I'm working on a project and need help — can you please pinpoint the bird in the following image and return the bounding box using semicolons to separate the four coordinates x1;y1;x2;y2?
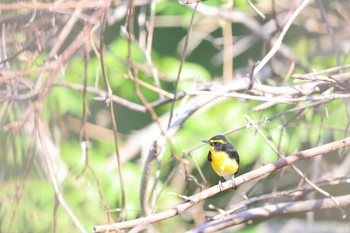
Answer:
202;135;240;189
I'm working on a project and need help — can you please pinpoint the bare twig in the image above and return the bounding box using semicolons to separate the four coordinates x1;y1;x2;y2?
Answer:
80;42;112;223
253;0;311;77
145;0;162;98
246;0;265;19
140;141;161;216
188;194;350;233
294;64;350;76
0;1;109;10
316;0;340;66
124;0;182;217
210;175;350;222
48;7;82;59
183;99;332;157
244;115;347;219
99;8;126;221
37;120;87;233
186;90;350;103
168;2;199;128
2;7;106;133
56;82;147;112
7;132;36;233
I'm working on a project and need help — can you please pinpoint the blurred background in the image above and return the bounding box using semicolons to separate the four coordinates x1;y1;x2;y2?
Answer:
1;0;350;232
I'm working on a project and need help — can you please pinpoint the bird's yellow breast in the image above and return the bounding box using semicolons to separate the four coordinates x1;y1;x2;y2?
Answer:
210;147;239;177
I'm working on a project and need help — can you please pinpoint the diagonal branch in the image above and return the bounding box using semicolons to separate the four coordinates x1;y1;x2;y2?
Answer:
188;193;350;233
244;115;347;218
253;0;311;76
93;136;350;232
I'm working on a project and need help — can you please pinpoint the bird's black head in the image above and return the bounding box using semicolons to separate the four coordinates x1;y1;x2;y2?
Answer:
202;135;232;151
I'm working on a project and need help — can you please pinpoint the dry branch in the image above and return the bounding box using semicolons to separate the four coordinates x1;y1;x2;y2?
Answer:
205;175;350;225
187;193;350;233
93;136;350;232
99;6;125;222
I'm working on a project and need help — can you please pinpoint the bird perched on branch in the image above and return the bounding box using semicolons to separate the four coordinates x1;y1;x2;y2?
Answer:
203;135;240;189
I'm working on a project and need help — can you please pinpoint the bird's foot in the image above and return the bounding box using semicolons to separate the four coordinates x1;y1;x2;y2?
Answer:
218;180;224;192
230;177;237;190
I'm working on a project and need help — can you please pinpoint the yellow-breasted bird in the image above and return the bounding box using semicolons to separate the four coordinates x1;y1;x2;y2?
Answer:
203;135;240;188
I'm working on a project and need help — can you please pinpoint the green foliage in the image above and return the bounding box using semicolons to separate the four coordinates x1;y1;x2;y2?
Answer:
155;56;211;86
1;180;54;232
4;0;350;232
46;87;83;117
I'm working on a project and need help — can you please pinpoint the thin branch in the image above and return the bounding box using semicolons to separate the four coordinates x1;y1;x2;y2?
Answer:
168;2;199;128
37;119;87;233
316;0;340;66
80;41;112;223
99;8;126;221
246;0;265;19
186;90;350;103
140;141;161;216
124;0;182;217
210;175;350;222
2;7;106;133
0;1;109;10
253;0;311;77
56;82;147;112
188;194;350;233
244;115;347;219
48;6;82;59
7;132;36;233
146;0;162;98
183;99;332;157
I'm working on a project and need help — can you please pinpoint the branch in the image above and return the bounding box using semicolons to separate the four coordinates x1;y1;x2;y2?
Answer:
253;0;311;76
168;2;199;128
93;136;350;232
209;175;350;223
99;6;125;221
187;193;350;233
37;120;87;233
0;1;109;10
58;83;147;112
185;90;350;103
244;115;347;218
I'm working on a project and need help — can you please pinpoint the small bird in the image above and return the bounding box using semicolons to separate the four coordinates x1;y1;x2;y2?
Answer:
203;135;240;189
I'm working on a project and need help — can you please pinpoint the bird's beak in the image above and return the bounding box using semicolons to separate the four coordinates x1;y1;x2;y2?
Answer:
202;140;209;144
